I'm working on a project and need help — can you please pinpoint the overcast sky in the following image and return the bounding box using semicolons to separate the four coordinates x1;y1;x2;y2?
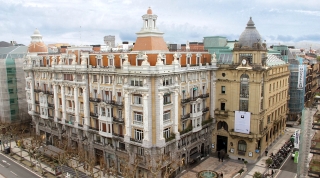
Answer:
1;0;320;48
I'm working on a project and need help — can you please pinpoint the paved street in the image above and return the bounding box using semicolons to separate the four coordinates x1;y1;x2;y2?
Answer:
178;156;243;178
0;153;41;178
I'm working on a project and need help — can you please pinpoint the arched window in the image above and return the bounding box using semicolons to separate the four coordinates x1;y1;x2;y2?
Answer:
238;140;247;152
239;74;249;111
217;121;228;131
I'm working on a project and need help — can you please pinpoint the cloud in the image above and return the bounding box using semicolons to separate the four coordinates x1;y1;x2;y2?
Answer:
0;0;319;46
287;9;320;16
277;35;295;42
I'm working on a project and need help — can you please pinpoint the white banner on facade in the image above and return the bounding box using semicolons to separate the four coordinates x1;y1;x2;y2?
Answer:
234;111;250;134
297;65;304;89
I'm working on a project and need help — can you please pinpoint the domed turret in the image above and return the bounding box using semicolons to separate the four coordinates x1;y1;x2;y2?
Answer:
147;7;152;14
238;17;262;48
28;28;48;53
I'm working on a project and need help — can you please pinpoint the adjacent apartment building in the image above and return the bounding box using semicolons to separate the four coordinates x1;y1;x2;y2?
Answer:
0;45;29;123
24;8;217;177
204;18;290;163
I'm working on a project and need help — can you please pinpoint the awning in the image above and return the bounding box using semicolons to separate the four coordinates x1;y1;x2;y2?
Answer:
189;152;201;162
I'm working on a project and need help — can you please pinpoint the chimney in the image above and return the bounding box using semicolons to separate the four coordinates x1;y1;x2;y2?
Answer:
60;46;67;53
91;45;101;52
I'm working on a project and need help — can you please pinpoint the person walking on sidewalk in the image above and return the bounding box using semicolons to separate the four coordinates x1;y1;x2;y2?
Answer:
220;172;224;178
220;149;225;162
265;148;268;156
217;151;221;162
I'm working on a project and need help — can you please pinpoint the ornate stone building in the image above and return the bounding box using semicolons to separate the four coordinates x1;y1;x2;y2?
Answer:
204;17;289;163
23;8;217;177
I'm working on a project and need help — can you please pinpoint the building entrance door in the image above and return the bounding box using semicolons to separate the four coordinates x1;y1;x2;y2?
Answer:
217;135;228;152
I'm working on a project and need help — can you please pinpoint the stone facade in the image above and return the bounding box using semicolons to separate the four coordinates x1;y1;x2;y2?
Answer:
23;8;217;177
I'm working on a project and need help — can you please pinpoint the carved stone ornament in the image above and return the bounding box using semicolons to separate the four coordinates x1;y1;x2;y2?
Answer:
122;53;130;65
80;55;87;65
172;53;179;64
141;52;150;65
156;53;163;65
211;53;217;64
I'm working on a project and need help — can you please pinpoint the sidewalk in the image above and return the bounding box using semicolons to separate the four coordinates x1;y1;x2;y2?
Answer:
242;127;296;178
5;140;106;178
177;156;244;178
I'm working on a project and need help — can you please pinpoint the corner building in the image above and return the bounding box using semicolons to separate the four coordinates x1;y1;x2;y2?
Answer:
205;18;289;163
23;8;217;177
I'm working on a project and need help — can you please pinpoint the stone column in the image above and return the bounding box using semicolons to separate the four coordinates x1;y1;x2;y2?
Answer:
82;87;90;129
30;73;36;112
159;92;164;140
210;71;216;118
174;90;179;138
124;92;131;142
143;94;149;143
53;84;59;122
61;85;66;123
73;85;79;125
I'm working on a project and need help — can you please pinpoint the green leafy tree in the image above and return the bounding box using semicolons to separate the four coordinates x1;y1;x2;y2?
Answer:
253;172;263;178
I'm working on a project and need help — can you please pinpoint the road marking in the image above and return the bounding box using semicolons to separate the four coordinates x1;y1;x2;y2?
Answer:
2;160;10;165
0;163;4;167
10;171;18;176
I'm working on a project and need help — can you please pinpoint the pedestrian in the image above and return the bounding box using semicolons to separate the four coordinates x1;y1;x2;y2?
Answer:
265;149;268;156
220;149;225;162
220;172;223;178
217;151;221;162
271;169;274;175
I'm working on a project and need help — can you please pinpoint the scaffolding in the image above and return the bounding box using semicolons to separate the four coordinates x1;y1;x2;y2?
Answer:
0;46;28;123
297;108;316;177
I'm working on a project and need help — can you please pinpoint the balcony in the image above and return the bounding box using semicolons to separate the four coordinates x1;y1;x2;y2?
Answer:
113;101;123;107
181;113;190;120
239;93;249;98
113;117;124;124
34;111;40;116
214;109;228;118
48;115;54;119
190;96;200;101
90;112;99;118
48;103;55;108
179;126;192;136
199;93;209;98
130;138;142;144
78;123;83;127
89;97;101;102
165;133;176;142
35;101;40;104
44;90;53;95
181;98;191;104
102;99;114;104
66;107;74;113
112;133;124;138
202;107;209;113
88;126;99;131
34;89;41;93
133;121;143;126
